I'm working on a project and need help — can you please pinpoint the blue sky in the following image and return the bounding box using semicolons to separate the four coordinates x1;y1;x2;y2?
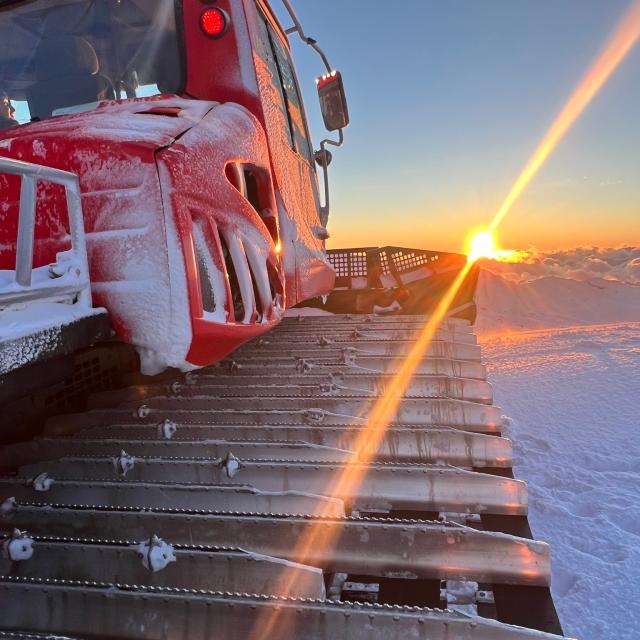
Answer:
278;1;640;252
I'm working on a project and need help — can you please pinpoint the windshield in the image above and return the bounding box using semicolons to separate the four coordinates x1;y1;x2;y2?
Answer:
0;0;182;128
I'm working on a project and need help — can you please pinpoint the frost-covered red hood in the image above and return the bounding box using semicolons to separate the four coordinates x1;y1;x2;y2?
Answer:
0;96;216;166
0;96;289;374
0;97;219;373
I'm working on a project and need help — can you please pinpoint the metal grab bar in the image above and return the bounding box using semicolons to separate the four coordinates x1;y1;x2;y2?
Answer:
281;0;332;73
0;156;92;308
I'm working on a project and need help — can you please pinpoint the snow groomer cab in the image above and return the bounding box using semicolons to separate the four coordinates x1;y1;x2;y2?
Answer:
0;0;349;374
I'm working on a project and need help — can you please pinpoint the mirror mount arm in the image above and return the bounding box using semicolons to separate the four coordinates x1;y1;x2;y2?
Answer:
281;0;332;73
317;129;344;227
280;0;346;227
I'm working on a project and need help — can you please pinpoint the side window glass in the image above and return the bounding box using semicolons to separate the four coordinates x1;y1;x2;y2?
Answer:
253;12;294;147
268;26;314;165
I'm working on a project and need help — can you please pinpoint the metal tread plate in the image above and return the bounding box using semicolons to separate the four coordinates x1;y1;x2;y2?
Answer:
230;340;482;361
8;427;512;468
0;477;346;516
246;326;478;344
0;577;567;639
13;457;526;515
0;438;354;468
0;504;549;585
87;375;494;405
45;396;503;432
0;535;326;598
211;356;487;378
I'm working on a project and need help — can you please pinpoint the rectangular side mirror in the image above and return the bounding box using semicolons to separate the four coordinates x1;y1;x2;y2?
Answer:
317;70;349;131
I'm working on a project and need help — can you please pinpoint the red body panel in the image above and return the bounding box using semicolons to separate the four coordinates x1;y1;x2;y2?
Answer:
181;0;334;305
156;100;285;367
0;0;335;372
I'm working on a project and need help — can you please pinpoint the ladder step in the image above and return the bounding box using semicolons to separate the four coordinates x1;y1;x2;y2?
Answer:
0;631;83;640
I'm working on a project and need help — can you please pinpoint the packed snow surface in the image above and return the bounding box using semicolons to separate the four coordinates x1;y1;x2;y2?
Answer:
476;270;640;334
477;268;640;639
284;307;335;317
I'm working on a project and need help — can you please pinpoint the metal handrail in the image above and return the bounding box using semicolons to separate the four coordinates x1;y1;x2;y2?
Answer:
0;156;92;308
281;0;332;74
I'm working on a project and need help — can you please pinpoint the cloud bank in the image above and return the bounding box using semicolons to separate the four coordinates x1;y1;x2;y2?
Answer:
478;246;640;285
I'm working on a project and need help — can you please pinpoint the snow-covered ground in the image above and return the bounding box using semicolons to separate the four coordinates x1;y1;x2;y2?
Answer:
476;267;640;639
476;270;640;334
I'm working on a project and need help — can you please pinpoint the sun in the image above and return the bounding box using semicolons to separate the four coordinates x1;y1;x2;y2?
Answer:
467;231;497;262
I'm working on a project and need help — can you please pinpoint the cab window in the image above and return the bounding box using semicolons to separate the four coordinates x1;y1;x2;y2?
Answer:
267;28;313;165
252;10;294;148
254;7;314;165
0;0;182;125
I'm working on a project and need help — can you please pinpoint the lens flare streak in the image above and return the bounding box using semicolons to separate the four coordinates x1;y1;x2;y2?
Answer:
489;0;640;232
250;3;640;637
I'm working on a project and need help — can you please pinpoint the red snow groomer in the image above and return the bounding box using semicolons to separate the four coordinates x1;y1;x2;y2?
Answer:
0;0;348;373
0;3;565;638
0;0;478;378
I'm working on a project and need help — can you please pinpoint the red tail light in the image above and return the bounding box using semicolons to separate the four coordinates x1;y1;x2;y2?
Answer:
200;8;229;38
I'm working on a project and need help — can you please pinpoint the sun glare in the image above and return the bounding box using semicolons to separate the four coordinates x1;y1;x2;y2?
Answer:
468;231;496;262
466;230;521;262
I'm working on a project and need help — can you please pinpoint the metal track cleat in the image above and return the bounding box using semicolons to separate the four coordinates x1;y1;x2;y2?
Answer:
135;535;176;572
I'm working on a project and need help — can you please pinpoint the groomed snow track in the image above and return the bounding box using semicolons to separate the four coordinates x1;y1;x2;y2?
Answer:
0;314;566;639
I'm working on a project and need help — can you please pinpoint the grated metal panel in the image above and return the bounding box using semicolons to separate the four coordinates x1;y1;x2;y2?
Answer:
327;247;441;280
327;250;368;278
390;249;439;273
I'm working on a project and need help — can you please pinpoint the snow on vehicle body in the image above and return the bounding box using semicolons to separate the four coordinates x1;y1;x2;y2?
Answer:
0;0;341;372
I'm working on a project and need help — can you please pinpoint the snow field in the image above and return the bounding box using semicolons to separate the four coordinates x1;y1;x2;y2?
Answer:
480;322;640;639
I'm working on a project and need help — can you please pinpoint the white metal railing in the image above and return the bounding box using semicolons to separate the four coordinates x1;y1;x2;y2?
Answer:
0;156;92;309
